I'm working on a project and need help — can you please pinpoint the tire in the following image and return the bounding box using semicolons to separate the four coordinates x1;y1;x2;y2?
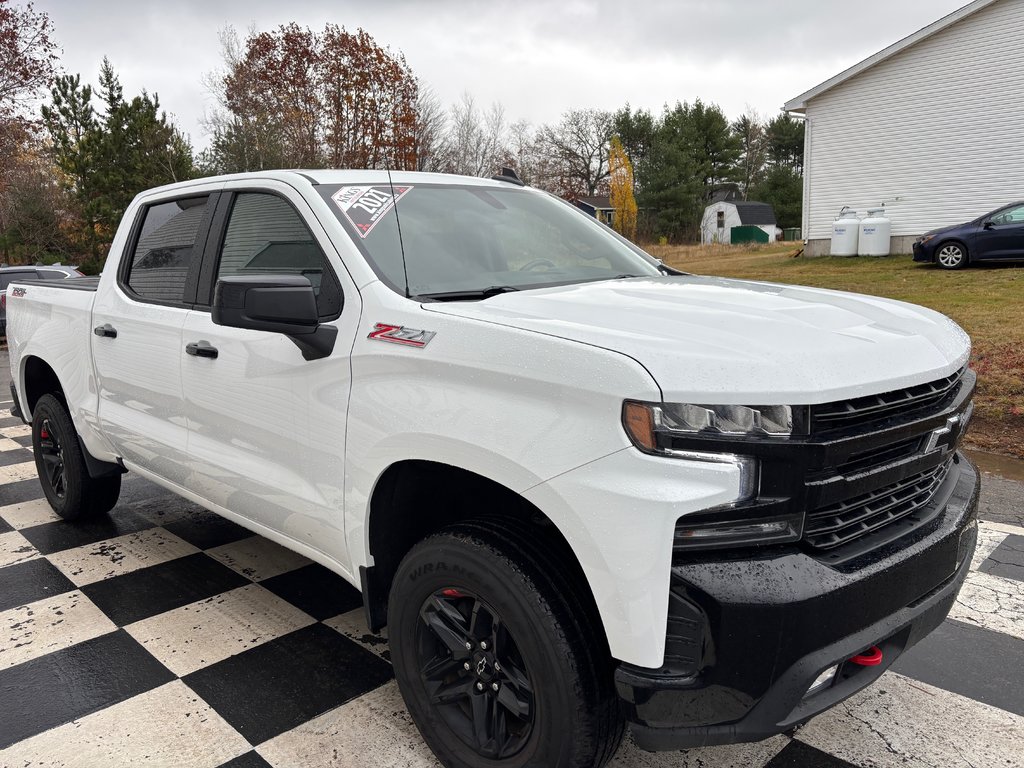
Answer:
388;523;626;768
936;242;968;269
32;393;121;520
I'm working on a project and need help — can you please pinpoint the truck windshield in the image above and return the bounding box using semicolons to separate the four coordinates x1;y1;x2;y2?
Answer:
319;183;661;299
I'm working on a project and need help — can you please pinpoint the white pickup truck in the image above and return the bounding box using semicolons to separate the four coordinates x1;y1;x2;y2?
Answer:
7;170;979;768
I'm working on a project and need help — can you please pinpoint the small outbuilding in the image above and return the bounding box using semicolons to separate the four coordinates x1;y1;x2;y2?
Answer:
700;201;778;245
575;196;615;227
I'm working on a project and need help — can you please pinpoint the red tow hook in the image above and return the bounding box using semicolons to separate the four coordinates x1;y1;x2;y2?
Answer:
849;645;883;666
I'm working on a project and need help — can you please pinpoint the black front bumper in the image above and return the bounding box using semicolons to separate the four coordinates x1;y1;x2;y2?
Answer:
912;241;934;262
615;455;980;751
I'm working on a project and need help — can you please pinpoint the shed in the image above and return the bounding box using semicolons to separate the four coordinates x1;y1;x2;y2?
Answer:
784;0;1024;256
575;196;615;227
700;201;778;245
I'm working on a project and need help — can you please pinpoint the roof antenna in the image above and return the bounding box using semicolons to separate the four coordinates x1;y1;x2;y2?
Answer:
380;118;411;301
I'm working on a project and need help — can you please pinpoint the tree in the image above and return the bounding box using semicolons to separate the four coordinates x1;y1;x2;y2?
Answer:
731;109;768;198
413;83;446;172
748;113;805;230
537;108;614;200
501;119;542;186
0;1;60;260
611;105;654;187
0;151;71;260
437;92;507;177
0;1;58;127
205;23;419;172
608;136;637;240
765;113;805;172
750;165;803;230
636;103;702;242
687;100;742;201
42;60;195;258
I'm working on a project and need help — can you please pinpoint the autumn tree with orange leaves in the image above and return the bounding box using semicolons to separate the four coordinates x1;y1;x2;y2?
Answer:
205;24;418;173
0;0;60;261
608;136;637;240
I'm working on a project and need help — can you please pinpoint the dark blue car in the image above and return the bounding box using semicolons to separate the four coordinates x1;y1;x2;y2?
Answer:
912;201;1024;269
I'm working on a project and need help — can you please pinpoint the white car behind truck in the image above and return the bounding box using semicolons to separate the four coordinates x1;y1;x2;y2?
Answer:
7;170;979;767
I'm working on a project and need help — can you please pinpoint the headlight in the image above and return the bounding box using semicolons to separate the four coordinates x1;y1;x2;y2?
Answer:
623;400;805;548
918;234;936;244
623;401;793;448
622;400;771;502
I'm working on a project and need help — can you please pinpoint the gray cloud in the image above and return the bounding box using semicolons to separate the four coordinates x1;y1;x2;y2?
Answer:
39;0;968;148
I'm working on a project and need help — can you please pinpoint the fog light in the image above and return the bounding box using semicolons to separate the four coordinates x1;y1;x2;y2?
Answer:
805;664;838;698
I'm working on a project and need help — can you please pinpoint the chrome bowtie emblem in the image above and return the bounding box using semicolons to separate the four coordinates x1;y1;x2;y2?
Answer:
924;415;961;453
476;658;488;676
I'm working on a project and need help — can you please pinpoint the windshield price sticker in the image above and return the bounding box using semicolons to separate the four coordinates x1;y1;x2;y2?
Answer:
332;185;412;238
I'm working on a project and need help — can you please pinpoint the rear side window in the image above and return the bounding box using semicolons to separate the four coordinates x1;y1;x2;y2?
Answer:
126;196;210;303
0;271;36;289
215;193;342;320
36;270;70;280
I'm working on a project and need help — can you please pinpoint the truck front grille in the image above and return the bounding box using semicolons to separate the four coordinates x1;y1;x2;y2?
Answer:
803;458;953;551
669;367;974;566
810;367;966;433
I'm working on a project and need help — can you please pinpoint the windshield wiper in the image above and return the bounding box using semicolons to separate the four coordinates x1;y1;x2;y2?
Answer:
413;285;520;302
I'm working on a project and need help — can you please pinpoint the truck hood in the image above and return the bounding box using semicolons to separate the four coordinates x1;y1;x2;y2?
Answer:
421;276;970;403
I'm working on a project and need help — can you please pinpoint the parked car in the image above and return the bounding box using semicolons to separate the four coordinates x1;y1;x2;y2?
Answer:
913;201;1024;268
6;172;978;768
0;265;84;336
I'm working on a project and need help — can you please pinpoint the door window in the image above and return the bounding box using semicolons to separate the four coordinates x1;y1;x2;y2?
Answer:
990;205;1024;225
216;193;342;320
126;196;210;303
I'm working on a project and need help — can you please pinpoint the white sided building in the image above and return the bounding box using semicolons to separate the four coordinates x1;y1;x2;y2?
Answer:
700;201;778;245
784;0;1024;256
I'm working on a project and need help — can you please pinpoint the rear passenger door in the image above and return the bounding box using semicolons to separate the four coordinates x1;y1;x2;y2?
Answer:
181;182;359;568
92;193;217;486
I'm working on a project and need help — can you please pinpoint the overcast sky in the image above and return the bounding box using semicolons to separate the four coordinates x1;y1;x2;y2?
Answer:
38;0;967;148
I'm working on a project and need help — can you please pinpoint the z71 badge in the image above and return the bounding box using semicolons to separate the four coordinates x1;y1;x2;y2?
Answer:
368;323;436;348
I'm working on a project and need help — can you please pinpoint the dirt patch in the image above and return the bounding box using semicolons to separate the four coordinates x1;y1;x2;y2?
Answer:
964;413;1024;460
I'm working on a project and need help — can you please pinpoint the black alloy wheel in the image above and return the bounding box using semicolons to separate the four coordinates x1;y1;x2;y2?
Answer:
416;588;534;759
37;418;66;499
389;523;625;768
32;393;122;520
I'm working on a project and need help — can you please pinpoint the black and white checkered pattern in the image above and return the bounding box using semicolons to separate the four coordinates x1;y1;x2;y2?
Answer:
1;408;1023;767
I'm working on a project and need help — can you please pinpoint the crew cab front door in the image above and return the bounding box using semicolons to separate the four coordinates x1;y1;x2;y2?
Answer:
181;182;359;571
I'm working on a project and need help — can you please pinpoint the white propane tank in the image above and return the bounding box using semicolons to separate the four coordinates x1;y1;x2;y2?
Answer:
831;208;860;256
859;207;891;256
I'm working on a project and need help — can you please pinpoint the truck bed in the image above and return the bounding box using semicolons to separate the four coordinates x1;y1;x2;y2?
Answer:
13;277;100;292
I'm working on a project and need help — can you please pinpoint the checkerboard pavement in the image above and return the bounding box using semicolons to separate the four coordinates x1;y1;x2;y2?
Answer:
1;408;1023;767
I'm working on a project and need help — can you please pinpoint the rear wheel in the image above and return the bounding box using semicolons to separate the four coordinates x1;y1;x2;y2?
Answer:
32;393;121;520
936;242;968;269
388;523;625;768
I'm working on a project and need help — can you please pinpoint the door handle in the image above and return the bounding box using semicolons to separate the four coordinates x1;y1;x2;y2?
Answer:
185;340;218;359
93;324;118;338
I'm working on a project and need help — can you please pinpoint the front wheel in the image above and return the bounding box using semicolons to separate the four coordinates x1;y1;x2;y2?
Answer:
388;524;624;768
32;393;121;520
936;242;968;269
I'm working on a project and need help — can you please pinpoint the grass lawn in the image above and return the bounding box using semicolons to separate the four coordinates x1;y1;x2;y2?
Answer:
647;243;1024;458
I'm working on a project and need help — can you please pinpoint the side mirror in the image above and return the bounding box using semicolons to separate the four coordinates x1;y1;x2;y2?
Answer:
983;220;995;230
213;275;337;360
